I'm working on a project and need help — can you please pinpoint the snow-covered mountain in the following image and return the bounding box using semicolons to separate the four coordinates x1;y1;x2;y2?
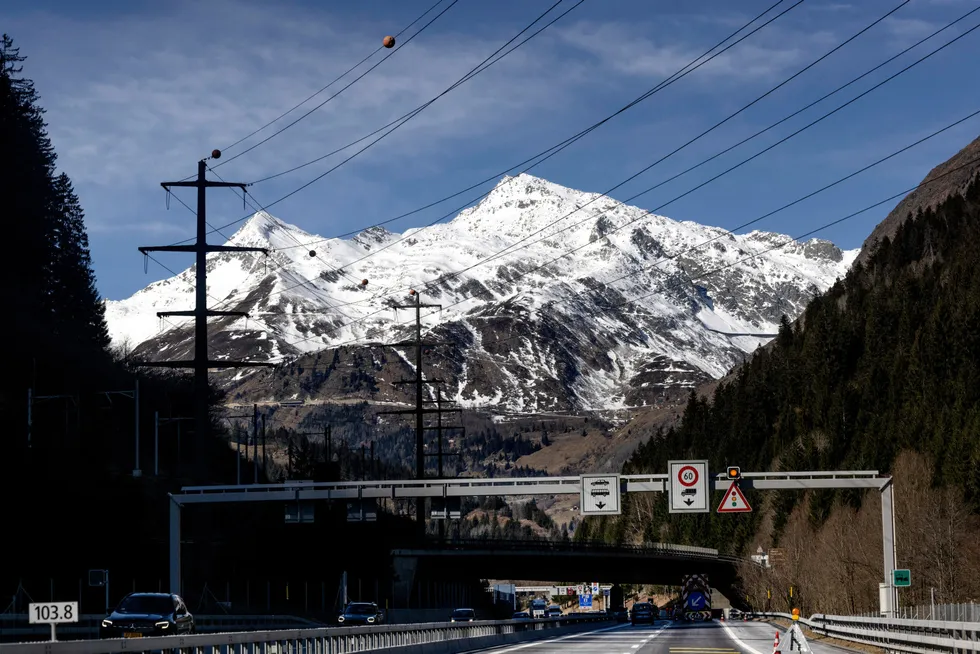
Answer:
106;173;857;411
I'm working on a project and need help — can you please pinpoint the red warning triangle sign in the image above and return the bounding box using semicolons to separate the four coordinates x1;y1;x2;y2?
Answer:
717;481;752;513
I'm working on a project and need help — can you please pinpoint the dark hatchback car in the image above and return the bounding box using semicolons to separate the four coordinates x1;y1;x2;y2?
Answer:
631;602;655;625
337;602;384;626
100;593;194;639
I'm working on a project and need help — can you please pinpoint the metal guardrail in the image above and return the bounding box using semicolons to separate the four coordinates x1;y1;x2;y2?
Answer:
857;604;980;623
418;538;719;557
0;615;321;641
0;614;613;654
755;611;980;653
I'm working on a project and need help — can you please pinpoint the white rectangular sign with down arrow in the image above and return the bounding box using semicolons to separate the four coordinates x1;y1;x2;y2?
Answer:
580;474;621;516
669;460;709;514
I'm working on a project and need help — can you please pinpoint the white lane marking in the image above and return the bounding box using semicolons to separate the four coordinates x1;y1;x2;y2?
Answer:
477;622;630;654
722;621;767;654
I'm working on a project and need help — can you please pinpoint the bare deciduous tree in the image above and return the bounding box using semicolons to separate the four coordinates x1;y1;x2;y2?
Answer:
734;452;979;615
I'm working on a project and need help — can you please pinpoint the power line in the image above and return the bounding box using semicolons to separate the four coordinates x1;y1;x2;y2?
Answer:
492;18;980;288
219;0;446;157
252;0;585;184
358;152;980;358
237;0;803;313
236;153;980;403
140;4;975;364
143;4;976;364
439;18;980;308
608;155;980;311
246;0;580;186
212;0;460;170
255;0;953;340
225;0;980;326
176;0;799;245
593;107;980;295
209;0;585;313
332;0;913;297
275;105;980;355
203;0;587;244
135;167;362;351
207;166;362;316
139;0;596;326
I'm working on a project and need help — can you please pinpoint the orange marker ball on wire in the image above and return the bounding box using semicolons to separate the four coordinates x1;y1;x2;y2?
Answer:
383;35;395;48
211;149;222;159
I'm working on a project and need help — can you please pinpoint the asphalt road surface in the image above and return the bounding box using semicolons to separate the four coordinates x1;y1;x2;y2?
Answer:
723;619;849;654
466;618;854;654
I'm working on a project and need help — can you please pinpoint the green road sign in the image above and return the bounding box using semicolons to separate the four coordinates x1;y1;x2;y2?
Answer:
893;569;911;587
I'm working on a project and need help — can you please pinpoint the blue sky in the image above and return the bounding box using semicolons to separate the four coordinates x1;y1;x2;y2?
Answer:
6;0;980;300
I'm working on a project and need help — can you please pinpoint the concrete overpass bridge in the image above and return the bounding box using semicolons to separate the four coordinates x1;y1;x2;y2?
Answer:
392;539;750;610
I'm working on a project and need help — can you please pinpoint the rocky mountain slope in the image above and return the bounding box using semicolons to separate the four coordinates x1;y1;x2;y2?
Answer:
856;134;980;268
106;173;857;412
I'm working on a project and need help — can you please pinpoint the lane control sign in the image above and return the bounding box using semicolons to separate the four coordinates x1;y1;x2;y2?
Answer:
669;460;709;513
580;474;622;516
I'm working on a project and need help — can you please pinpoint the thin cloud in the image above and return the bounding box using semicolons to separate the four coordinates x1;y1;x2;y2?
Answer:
809;3;856;12
883;16;946;45
89;220;189;237
550;18;835;83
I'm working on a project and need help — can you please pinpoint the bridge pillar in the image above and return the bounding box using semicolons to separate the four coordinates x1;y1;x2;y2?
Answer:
168;494;181;595
392;554;418;608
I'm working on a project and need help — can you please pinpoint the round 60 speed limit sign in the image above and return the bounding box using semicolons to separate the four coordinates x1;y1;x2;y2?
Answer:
678;465;699;487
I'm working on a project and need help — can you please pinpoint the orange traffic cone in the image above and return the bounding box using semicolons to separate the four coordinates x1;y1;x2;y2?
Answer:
772;631;781;654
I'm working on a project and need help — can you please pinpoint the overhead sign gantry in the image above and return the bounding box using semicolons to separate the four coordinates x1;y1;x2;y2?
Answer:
165;467;900;617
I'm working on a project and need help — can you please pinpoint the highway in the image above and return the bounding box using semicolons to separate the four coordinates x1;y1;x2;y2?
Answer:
466;619;851;654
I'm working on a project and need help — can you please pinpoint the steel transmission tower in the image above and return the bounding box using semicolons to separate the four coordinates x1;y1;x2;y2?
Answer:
136;152;274;443
423;387;463;478
378;290;453;533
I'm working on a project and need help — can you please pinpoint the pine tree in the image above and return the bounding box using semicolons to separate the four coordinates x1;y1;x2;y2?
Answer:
1;34;58;355
49;173;110;355
0;34;109;392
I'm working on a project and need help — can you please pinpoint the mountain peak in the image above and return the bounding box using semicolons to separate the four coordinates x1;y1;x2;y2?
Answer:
353;225;394;248
228;211;316;249
451;172;614;239
485;172;584;203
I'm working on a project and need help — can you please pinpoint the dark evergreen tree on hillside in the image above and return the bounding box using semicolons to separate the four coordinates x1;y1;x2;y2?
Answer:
50;173;111;353
1;34;58;353
0;34;110;391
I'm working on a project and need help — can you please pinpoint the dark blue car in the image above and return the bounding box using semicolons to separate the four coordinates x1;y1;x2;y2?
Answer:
337;602;384;626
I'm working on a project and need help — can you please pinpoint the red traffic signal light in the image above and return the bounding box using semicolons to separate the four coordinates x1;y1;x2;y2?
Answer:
727;466;741;480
